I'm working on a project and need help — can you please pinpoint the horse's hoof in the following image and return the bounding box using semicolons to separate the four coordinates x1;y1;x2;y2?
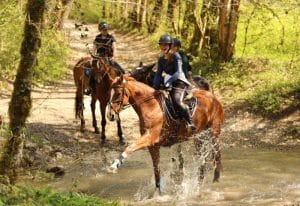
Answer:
100;139;107;146
107;167;117;174
119;140;126;146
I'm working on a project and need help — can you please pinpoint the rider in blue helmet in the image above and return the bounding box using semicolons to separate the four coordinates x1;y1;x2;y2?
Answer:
153;34;196;131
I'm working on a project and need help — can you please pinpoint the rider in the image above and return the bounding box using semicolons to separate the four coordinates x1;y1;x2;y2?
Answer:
152;34;196;131
85;22;125;95
172;38;193;81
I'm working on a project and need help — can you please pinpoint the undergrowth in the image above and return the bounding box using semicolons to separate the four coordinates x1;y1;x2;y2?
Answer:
0;187;119;206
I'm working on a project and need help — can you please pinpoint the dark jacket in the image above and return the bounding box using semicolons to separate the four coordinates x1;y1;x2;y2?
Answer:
93;34;116;57
153;52;190;90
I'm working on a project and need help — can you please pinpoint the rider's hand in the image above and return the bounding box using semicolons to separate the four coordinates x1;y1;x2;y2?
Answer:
165;82;172;91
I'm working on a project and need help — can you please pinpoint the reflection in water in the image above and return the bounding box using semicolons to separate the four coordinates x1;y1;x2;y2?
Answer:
38;143;300;206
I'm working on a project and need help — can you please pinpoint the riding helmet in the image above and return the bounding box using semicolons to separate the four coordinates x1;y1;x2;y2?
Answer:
98;22;109;31
158;34;172;44
172;38;181;48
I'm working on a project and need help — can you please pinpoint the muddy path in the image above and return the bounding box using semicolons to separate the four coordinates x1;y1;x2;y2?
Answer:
0;20;299;205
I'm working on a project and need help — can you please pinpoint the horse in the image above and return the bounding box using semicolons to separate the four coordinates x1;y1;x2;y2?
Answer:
130;62;215;175
73;56;125;145
107;75;224;194
73;56;92;132
89;57;126;145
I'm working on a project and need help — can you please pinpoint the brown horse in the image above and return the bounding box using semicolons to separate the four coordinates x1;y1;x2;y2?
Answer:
90;57;125;145
73;56;92;132
107;75;224;194
73;56;125;144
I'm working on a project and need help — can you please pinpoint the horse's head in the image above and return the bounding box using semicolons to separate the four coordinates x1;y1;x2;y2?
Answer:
107;75;129;121
130;62;156;86
91;58;108;84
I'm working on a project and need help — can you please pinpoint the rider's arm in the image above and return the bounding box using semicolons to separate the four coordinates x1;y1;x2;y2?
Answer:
166;53;183;84
152;58;164;90
111;35;117;58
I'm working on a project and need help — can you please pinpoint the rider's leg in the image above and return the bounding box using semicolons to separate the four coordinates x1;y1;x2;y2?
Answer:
110;60;125;74
171;81;196;131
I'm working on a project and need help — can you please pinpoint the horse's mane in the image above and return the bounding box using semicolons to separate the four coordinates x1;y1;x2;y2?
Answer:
123;74;155;92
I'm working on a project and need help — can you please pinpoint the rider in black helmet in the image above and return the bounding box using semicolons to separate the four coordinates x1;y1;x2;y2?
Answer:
85;22;125;95
153;34;196;131
93;22;124;73
172;38;192;81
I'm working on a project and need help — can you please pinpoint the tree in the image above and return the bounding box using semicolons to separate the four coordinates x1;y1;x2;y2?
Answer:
147;0;163;33
58;0;75;29
218;0;241;61
0;0;46;184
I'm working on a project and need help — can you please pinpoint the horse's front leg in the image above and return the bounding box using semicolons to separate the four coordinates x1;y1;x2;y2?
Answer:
108;133;153;173
149;145;162;195
116;114;125;145
100;101;107;144
91;97;100;134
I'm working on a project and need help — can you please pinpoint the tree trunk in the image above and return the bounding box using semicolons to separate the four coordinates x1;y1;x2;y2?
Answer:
0;0;45;184
199;0;219;60
58;0;75;30
147;0;163;33
218;0;241;61
167;0;178;35
187;0;201;55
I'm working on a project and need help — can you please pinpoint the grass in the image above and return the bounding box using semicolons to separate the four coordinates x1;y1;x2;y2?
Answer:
0;187;119;206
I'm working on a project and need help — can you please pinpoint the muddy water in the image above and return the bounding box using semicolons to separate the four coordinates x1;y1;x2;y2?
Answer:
37;141;300;206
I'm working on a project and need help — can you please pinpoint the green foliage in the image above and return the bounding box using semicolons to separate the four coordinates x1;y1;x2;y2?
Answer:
34;30;70;84
70;0;102;23
0;187;120;206
0;1;23;79
0;1;70;85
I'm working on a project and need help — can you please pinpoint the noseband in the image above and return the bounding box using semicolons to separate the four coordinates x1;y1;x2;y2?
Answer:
109;82;127;114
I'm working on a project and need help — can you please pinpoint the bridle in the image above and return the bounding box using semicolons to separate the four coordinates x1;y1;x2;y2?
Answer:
109;81;127;114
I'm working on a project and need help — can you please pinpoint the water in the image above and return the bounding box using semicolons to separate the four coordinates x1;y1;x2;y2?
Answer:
31;143;300;205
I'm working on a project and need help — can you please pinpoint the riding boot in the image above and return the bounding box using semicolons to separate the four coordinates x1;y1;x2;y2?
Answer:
182;106;196;131
84;77;94;95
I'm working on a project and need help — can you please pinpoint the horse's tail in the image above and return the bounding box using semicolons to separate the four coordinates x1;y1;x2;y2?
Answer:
75;81;84;119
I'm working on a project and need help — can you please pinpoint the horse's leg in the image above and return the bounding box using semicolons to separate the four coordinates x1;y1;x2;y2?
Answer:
212;121;222;182
148;146;162;194
177;144;184;170
116;114;125;145
75;80;85;133
108;133;153;172
100;100;107;144
91;97;100;134
193;137;206;184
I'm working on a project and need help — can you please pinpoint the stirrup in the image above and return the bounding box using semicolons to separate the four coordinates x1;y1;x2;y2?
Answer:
84;88;91;95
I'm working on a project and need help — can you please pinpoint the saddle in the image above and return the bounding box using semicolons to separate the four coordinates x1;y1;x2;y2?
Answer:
161;90;197;123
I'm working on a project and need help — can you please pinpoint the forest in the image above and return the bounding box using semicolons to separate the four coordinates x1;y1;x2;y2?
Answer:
0;0;299;205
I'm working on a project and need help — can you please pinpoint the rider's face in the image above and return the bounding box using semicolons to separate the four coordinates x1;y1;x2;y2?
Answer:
159;43;170;54
101;29;108;35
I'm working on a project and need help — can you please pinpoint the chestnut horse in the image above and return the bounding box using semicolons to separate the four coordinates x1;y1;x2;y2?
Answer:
73;56;125;144
107;75;224;193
